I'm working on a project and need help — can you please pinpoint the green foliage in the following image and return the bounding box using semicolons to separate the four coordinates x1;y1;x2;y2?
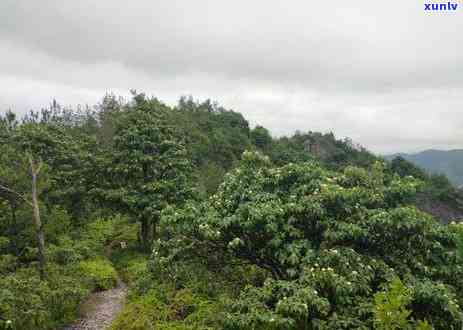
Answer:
111;286;222;330
98;93;194;249
156;152;463;329
43;207;72;243
268;131;377;170
267;136;313;166
410;280;461;329
80;216;136;255
173;97;254;194
374;286;433;329
0;254;17;274
0;237;10;251
47;236;84;265
388;150;463;188
427;173;461;203
175;97;252;170
388;157;463;222
46;216;135;265
111;248;150;285
390;157;427;181
2;94;463;330
415;321;434;330
0;215;129;329
0;265;91;330
111;247;252;329
374;277;432;330
251;126;272;151
78;257;118;290
451;222;463;261
197;161;227;195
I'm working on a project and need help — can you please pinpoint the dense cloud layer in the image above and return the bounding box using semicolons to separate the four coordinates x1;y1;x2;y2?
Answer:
1;0;462;153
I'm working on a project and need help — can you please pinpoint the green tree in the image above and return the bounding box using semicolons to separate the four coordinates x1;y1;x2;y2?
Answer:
0;123;52;278
390;156;427;181
156;151;463;329
0;109;94;278
251;125;272;151
100;93;193;250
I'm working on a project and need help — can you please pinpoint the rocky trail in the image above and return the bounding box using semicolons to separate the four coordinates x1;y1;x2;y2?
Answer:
63;279;127;330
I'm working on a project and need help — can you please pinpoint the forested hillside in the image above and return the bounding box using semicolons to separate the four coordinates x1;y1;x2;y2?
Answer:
386;150;463;188
1;93;463;330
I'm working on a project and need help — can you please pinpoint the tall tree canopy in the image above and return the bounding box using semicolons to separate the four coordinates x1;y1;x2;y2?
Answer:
97;93;193;249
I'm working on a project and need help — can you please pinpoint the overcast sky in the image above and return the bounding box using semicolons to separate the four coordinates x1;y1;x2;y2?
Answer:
1;0;462;154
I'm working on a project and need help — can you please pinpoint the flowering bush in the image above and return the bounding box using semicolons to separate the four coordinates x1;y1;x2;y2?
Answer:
155;152;463;329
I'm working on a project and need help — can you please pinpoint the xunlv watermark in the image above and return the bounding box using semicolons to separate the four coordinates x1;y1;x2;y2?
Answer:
424;1;459;11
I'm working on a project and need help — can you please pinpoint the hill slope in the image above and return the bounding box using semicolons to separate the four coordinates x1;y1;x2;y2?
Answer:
387;149;463;187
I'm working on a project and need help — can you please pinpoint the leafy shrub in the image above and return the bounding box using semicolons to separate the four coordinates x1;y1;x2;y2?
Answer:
410;280;461;329
0;214;135;330
111;286;221;330
110;288;167;330
374;278;433;330
48;215;136;266
451;222;463;261
0;254;17;274
0;237;9;251
374;278;413;329
155;152;463;329
78;258;118;290
19;246;38;263
77;216;136;256
43;207;72;244
0;264;90;330
111;254;226;330
47;236;84;265
111;248;150;285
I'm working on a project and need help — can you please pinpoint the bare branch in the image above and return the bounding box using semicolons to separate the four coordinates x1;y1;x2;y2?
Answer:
36;160;43;174
28;155;43;175
28;155;35;173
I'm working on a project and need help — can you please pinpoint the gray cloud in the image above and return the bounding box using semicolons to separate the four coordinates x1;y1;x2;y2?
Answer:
0;0;462;153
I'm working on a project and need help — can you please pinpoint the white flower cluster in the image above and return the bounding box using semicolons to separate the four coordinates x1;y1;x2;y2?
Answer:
228;237;244;249
320;267;334;272
198;223;221;238
199;223;210;231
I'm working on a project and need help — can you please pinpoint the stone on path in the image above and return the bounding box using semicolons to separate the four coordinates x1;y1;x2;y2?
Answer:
64;280;127;330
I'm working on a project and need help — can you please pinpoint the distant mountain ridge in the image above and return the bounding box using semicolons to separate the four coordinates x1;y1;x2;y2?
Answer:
386;149;463;188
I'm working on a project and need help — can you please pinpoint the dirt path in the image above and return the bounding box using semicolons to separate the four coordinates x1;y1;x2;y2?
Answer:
64;280;127;330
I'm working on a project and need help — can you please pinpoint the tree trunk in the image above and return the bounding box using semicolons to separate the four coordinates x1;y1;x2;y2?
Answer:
10;206;18;256
140;218;152;252
30;158;46;280
152;217;158;241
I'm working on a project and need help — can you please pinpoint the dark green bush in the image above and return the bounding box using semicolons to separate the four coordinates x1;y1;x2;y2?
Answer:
0;254;17;274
